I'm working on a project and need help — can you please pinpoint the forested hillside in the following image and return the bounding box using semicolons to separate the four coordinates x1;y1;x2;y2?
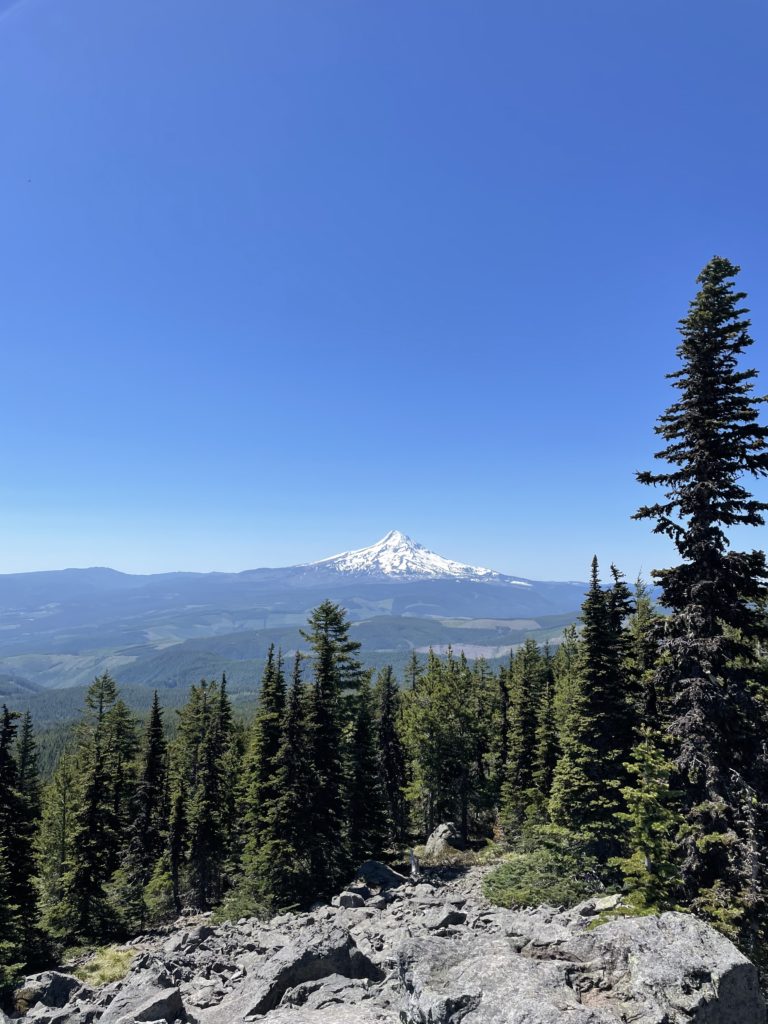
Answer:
2;256;768;994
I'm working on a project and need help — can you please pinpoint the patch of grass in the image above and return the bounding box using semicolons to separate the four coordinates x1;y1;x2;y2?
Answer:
73;946;135;986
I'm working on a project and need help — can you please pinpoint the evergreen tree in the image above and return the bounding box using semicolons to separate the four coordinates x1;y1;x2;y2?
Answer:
37;754;77;935
628;579;662;723
0;707;24;983
499;641;546;840
611;727;683;912
112;693;168;931
374;665;408;846
635;256;768;948
345;673;388;865
245;653;315;912
172;678;238;909
12;710;41;963
242;646;286;858
46;674;137;941
302;601;362;895
402;648;477;839
405;650;423;690
530;644;558;819
16;711;41;814
549;560;635;859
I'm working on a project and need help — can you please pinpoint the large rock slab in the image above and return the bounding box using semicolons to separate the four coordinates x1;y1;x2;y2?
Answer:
97;968;183;1024
354;859;409;890
12;867;765;1024
398;910;766;1024
198;921;383;1024
14;973;90;1015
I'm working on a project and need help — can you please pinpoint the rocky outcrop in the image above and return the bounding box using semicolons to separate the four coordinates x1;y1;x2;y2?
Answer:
11;864;766;1024
424;822;465;859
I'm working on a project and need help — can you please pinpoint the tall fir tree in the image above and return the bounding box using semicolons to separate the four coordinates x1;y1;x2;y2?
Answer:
302;601;362;895
405;650;423;691
345;672;388;865
12;710;41;963
549;560;635;859
242;647;286;862
48;674;137;941
530;644;558;821
499;641;546;840
37;754;77;935
374;665;408;847
402;648;478;839
113;692;169;931
244;652;315;912
172;678;238;910
635;256;768;950
0;707;24;982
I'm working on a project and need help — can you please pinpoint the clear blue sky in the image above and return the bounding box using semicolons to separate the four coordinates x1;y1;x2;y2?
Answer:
2;0;767;579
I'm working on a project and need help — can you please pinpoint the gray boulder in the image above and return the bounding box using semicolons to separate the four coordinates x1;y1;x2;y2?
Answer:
98;968;183;1024
424;822;465;860
354;859;408;890
398;910;767;1024
198;921;383;1023
335;891;366;909
14;973;90;1015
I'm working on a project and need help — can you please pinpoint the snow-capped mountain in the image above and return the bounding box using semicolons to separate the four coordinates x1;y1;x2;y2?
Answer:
307;530;530;584
0;535;589;691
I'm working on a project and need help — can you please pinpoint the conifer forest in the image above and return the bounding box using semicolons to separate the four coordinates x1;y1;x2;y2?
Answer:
3;256;768;990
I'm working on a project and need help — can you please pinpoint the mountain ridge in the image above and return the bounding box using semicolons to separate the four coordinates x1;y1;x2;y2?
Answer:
0;533;587;693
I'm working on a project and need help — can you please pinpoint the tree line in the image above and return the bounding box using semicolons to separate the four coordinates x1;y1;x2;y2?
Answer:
2;255;768;986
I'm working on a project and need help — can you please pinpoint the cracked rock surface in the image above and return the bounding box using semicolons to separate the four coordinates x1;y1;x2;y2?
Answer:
11;864;766;1023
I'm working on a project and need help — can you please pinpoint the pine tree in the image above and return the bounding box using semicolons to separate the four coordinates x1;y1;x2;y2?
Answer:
374;665;408;846
12;710;41;963
611;727;683;913
46;674;137;941
549;560;635;859
0;707;24;983
242;647;286;858
628;579;662;723
634;256;768;949
113;693;168;931
16;711;41;814
530;644;558;820
345;673;388;865
173;678;238;909
302;601;362;895
499;641;546;840
246;653;315;912
37;754;77;935
402;648;478;839
405;650;423;690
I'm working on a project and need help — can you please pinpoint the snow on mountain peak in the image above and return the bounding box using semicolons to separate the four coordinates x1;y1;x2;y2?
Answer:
309;530;510;581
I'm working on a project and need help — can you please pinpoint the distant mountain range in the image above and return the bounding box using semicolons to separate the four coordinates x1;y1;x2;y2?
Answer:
0;532;586;701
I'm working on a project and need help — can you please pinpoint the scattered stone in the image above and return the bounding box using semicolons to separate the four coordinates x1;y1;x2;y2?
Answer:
335;891;365;909
12;867;765;1024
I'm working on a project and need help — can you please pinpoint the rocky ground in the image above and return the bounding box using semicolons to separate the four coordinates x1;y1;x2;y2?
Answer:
8;860;767;1024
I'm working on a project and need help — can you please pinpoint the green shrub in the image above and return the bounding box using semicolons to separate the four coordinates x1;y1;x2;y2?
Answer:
483;826;601;909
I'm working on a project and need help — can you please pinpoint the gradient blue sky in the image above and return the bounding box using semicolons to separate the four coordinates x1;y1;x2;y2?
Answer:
2;0;767;579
